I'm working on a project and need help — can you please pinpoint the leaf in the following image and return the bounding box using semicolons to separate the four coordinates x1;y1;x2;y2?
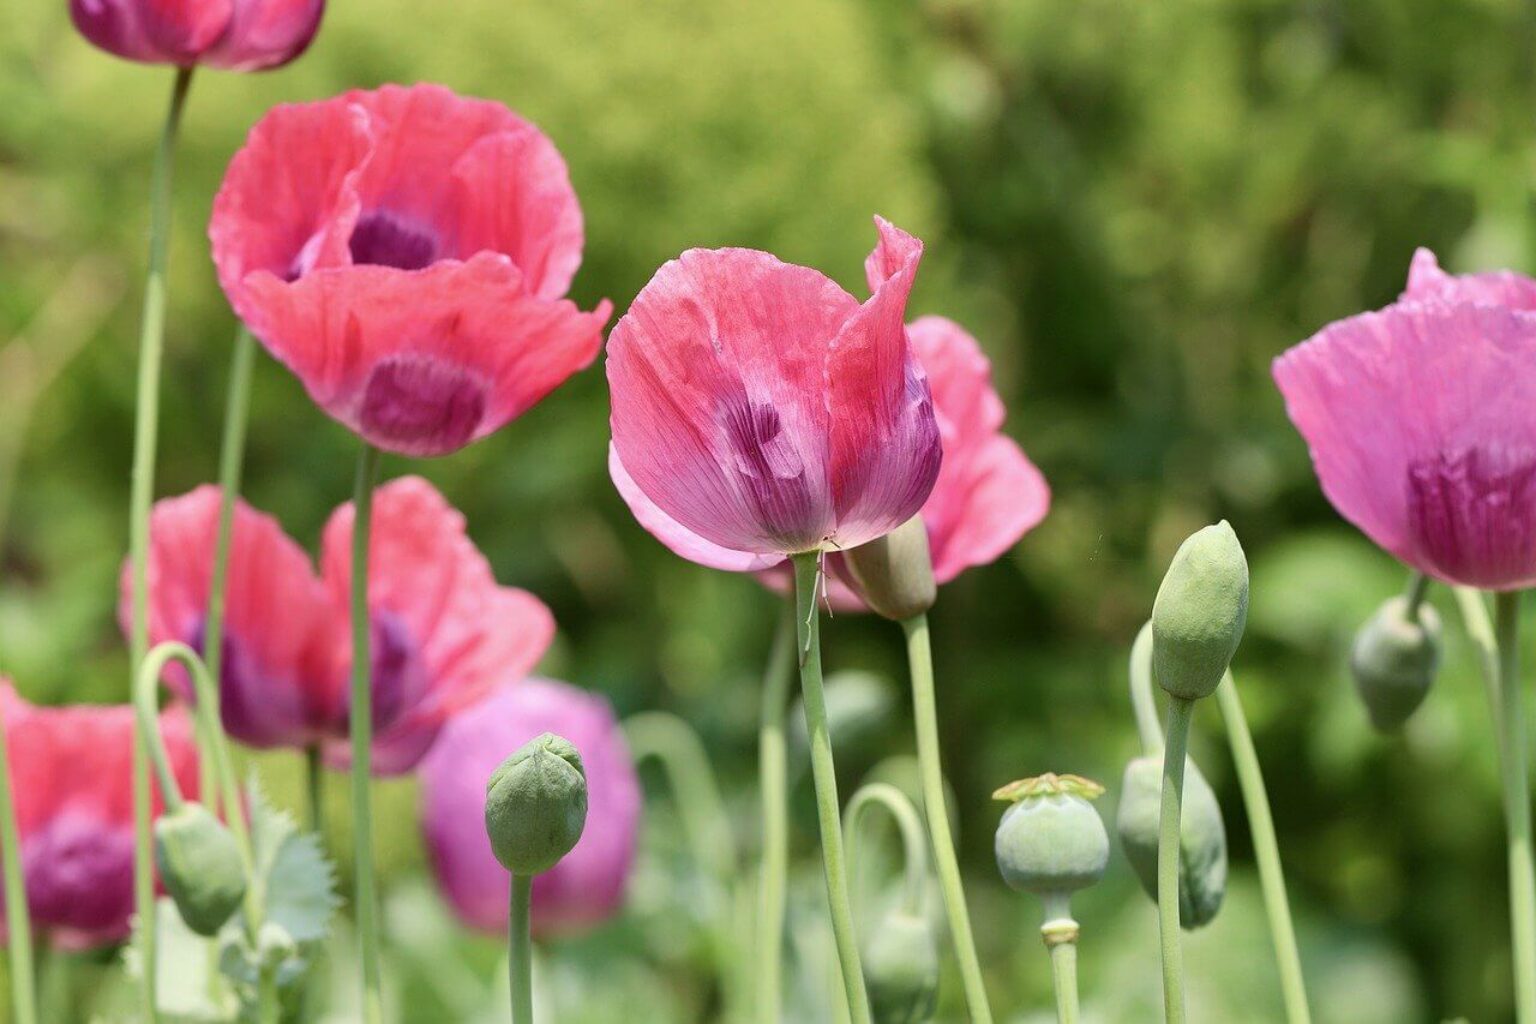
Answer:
246;773;340;947
122;897;239;1023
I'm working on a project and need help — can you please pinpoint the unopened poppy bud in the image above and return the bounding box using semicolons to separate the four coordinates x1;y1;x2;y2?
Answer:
153;803;247;937
863;911;939;1024
1351;596;1442;731
844;517;937;621
1152;521;1249;700
485;732;588;876
1116;756;1227;928
993;774;1109;896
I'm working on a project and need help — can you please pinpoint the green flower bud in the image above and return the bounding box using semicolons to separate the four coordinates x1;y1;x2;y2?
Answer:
863;911;939;1024
1115;755;1227;929
993;774;1109;896
1152;521;1249;700
1350;596;1442;731
485;732;589;876
153;802;247;937
844;517;937;621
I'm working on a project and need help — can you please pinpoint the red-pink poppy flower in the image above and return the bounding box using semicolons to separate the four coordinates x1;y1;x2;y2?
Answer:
319;476;556;773
124;486;340;750
70;0;323;71
418;678;639;936
0;681;198;950
210;83;611;457
1275;248;1536;589
608;217;942;567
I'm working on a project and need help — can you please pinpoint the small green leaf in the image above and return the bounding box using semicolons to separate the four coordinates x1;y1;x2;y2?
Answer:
247;774;340;946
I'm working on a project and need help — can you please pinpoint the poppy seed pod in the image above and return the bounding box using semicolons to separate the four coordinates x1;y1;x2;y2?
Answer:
153;802;247;937
1116;756;1227;929
863;911;940;1024
844;517;938;621
1152;522;1249;701
1351;596;1442;731
485;732;588;876
993;774;1109;897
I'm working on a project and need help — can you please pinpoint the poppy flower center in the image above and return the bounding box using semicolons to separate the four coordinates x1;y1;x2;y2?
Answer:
719;395;819;549
348;210;440;271
1406;445;1536;586
359;355;489;456
22;815;134;932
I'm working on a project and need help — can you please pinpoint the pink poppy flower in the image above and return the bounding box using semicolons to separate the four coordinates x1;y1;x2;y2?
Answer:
418;677;639;936
124;486;340;750
1275;248;1536;589
70;0;324;71
210;83;611;457
608;217;942;568
319;476;556;774
0;681;198;949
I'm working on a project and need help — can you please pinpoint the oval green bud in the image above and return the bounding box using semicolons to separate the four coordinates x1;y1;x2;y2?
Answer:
1152;521;1249;700
153;802;247;937
844;517;937;621
993;774;1109;896
1115;755;1227;928
862;910;939;1024
485;732;589;876
1350;596;1441;731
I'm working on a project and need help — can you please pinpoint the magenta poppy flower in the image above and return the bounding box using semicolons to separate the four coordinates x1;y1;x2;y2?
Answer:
607;217;942;567
0;681;198;949
418;677;639;936
319;476;556;773
70;0;324;71
209;83;611;457
1275;248;1536;589
124;486;340;750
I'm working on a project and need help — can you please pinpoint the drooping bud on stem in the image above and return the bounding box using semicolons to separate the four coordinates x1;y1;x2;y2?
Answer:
485;732;589;877
993;773;1109;899
1152;521;1249;701
863;910;940;1024
1350;595;1441;731
153;802;247;937
1117;755;1227;928
844;517;937;621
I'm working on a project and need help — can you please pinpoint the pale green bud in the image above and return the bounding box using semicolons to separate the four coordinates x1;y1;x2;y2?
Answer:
993;774;1109;896
1351;596;1441;731
154;802;247;937
1152;521;1249;700
844;517;937;621
485;732;588;876
863;911;939;1024
1116;755;1227;928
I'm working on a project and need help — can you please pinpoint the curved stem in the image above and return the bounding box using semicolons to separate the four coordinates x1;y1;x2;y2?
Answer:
509;874;534;1023
1215;674;1311;1024
1040;893;1080;1024
791;552;871;1024
1157;695;1193;1024
348;443;384;1024
128;66;194;1024
1495;592;1536;1022
843;782;928;916
0;697;36;1024
623;711;737;885
901;612;994;1024
755;597;795;1024
1129;620;1163;756
201;326;257;818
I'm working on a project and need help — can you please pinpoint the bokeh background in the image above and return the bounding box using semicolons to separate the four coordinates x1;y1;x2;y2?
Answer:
4;0;1535;1020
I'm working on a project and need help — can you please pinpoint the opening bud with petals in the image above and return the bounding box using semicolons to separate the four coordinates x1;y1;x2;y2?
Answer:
485;732;589;877
1152;521;1250;701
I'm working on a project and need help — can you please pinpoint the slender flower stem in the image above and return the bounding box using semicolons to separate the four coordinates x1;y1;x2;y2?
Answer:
1157;695;1193;1024
509;874;534;1023
1404;572;1431;621
1453;588;1506;762
348;443;384;1024
201;326;257;818
1495;591;1536;1022
128;67;194;1024
791;552;871;1024
1128;621;1163;756
1214;674;1311;1024
1040;892;1080;1024
843;782;929;916
901;612;995;1024
757;597;796;1024
0;694;36;1024
305;745;325;837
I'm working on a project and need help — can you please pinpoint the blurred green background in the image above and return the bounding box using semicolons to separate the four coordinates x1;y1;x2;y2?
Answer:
4;0;1536;1020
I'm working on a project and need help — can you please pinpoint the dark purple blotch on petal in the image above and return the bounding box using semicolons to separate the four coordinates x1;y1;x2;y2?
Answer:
359;356;488;456
718;394;819;550
349;211;439;271
22;815;135;934
1407;445;1536;588
368;610;428;733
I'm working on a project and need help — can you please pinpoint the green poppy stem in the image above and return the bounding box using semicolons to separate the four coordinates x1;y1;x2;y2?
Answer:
843;782;929;917
756;597;796;1024
1128;621;1164;755
1495;591;1536;1022
900;612;995;1024
791;552;871;1024
348;443;384;1024
509;874;534;1023
305;745;325;837
1157;695;1193;1024
1040;893;1080;1024
0;694;36;1024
